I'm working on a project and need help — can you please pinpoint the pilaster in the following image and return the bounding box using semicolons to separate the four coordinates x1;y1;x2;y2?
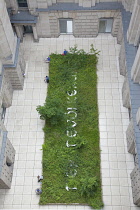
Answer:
127;0;140;46
131;46;140;83
126;120;136;154
122;77;130;108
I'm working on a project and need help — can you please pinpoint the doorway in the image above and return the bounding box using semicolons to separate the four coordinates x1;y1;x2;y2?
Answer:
23;25;33;34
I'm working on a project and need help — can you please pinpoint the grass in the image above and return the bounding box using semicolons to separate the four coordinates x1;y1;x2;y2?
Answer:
37;46;103;209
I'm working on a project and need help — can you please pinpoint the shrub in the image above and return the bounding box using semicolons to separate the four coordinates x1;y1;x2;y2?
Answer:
36;91;66;125
79;176;98;198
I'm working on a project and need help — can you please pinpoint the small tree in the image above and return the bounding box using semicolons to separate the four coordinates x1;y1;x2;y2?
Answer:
36;92;66;125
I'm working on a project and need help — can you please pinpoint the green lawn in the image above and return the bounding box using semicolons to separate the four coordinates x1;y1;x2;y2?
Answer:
37;46;103;209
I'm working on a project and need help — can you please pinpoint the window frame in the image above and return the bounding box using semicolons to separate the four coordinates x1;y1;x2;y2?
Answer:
98;18;113;33
59;18;73;35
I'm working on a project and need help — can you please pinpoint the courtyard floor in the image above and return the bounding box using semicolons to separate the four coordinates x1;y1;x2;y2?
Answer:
0;34;139;210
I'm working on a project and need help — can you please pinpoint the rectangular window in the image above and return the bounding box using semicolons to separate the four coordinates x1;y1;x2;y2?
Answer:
99;19;113;33
17;0;28;7
59;19;73;34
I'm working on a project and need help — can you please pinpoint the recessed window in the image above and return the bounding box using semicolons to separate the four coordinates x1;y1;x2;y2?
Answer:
59;19;73;34
17;0;28;7
99;19;113;33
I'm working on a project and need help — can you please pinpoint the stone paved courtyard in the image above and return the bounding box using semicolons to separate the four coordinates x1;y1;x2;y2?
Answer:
0;34;139;210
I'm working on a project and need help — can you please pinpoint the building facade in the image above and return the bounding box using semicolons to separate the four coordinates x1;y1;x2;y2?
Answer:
1;0;140;206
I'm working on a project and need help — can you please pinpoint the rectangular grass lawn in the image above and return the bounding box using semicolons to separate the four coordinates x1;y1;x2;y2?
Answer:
38;47;103;209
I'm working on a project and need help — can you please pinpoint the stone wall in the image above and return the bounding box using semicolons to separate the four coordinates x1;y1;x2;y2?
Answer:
127;0;140;46
122;0;135;12
0;129;15;189
126;120;136;154
136;108;140;126
74;11;98;37
131;165;140;206
131;45;140;83
36;10;121;38
1;71;13;108
117;15;123;44
5;0;18;13
122;77;130;108
0;0;16;63
119;41;127;76
4;65;24;90
36;13;51;38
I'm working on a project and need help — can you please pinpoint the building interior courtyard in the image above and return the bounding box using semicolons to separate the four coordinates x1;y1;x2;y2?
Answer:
0;34;137;210
1;0;140;209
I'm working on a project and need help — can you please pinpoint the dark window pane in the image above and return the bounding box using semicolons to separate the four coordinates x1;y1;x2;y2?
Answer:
17;0;28;7
60;19;67;33
99;20;106;33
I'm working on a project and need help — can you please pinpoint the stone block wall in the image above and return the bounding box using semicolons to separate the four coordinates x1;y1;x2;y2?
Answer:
122;0;135;12
122;77;130;108
0;1;16;63
5;0;18;13
131;45;140;83
127;0;140;46
111;12;121;37
117;16;123;44
136;108;140;126
4;64;24;90
36;10;121;38
119;41;127;76
126;120;136;154
36;13;51;38
74;11;98;37
0;130;15;189
131;165;140;206
1;71;13;108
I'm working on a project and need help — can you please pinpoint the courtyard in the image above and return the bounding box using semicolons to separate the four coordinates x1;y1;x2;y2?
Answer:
0;34;138;210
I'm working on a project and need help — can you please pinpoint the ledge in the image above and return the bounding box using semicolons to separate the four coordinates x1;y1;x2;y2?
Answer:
36;2;122;12
10;10;37;24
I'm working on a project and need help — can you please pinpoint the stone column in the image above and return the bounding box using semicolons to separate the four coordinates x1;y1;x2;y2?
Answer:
32;26;39;42
127;0;140;46
122;77;130;109
131;46;140;83
131;166;140;206
119;41;127;76
126;120;136;154
15;25;24;41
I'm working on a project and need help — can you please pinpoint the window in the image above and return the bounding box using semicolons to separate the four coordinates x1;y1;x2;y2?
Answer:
17;0;28;7
59;19;73;34
99;19;113;33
